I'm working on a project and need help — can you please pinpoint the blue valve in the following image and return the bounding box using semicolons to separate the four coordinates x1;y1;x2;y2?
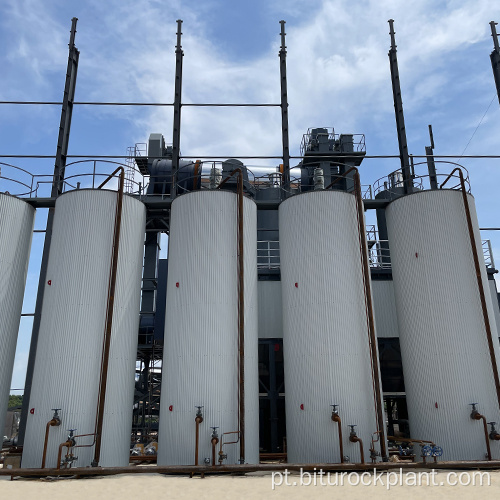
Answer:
432;446;443;457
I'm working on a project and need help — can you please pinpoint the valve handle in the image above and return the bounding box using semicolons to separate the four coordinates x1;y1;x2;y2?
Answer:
431;446;443;457
421;445;432;457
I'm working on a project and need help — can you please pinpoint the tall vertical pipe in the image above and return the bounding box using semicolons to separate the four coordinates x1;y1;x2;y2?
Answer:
93;168;125;465
171;19;183;199
279;20;290;194
387;19;412;195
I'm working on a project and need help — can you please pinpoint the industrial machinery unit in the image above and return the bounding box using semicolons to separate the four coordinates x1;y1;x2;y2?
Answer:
22;190;146;468
2;17;500;473
0;195;34;443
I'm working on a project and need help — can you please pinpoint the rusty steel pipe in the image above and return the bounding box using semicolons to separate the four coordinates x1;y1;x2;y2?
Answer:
218;170;245;464
93;167;125;465
195;414;203;466
56;440;72;470
41;417;60;468
349;434;365;465
471;413;492;461
218;431;240;465
331;412;344;464
441;169;500;411
353;171;388;461
211;436;219;466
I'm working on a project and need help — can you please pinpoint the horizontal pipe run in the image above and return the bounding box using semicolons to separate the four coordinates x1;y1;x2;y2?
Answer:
4;461;500;478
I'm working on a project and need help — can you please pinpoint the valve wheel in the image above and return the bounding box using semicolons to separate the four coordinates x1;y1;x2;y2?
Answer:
421;445;432;457
432;446;443;457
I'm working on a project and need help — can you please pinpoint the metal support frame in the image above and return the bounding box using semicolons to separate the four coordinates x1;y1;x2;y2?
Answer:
171;19;183;199
18;18;80;446
490;21;500;106
388;20;412;195
279;20;290;193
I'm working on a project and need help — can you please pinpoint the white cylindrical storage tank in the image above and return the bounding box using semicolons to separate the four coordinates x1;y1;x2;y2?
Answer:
158;190;259;465
0;194;34;442
280;191;383;463
22;189;146;468
386;189;500;461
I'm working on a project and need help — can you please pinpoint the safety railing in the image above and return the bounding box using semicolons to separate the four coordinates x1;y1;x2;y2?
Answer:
368;240;392;269
257;240;280;270
299;128;366;156
483;239;495;269
372;162;471;198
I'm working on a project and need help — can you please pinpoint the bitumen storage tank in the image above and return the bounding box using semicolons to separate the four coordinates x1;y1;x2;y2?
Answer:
158;190;259;465
0;194;34;443
385;188;500;460
279;190;385;463
22;189;146;468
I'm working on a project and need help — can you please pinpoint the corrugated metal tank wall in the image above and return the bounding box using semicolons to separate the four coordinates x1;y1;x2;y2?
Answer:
279;191;383;463
22;190;146;468
386;189;500;460
0;195;34;441
158;190;259;465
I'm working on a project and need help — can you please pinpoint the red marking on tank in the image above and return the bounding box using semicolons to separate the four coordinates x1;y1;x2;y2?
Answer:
295;282;298;288
30;408;35;415
169;405;173;412
300;404;304;410
47;280;52;285
176;282;179;288
435;402;438;408
415;253;418;258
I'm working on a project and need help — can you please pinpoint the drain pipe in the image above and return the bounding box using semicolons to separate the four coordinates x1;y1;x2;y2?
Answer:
218;431;240;465
210;427;219;466
93;167;125;466
56;430;77;470
194;406;204;466
470;403;493;460
217;169;245;464
41;408;61;468
330;405;344;463
349;425;365;464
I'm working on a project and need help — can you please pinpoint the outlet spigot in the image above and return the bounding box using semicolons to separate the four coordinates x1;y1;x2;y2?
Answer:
469;403;481;420
348;425;357;438
211;427;219;440
195;405;204;423
331;404;341;423
488;422;500;441
51;408;61;426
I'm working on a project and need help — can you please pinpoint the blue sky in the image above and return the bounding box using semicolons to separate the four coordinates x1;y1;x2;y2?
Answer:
2;0;500;394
